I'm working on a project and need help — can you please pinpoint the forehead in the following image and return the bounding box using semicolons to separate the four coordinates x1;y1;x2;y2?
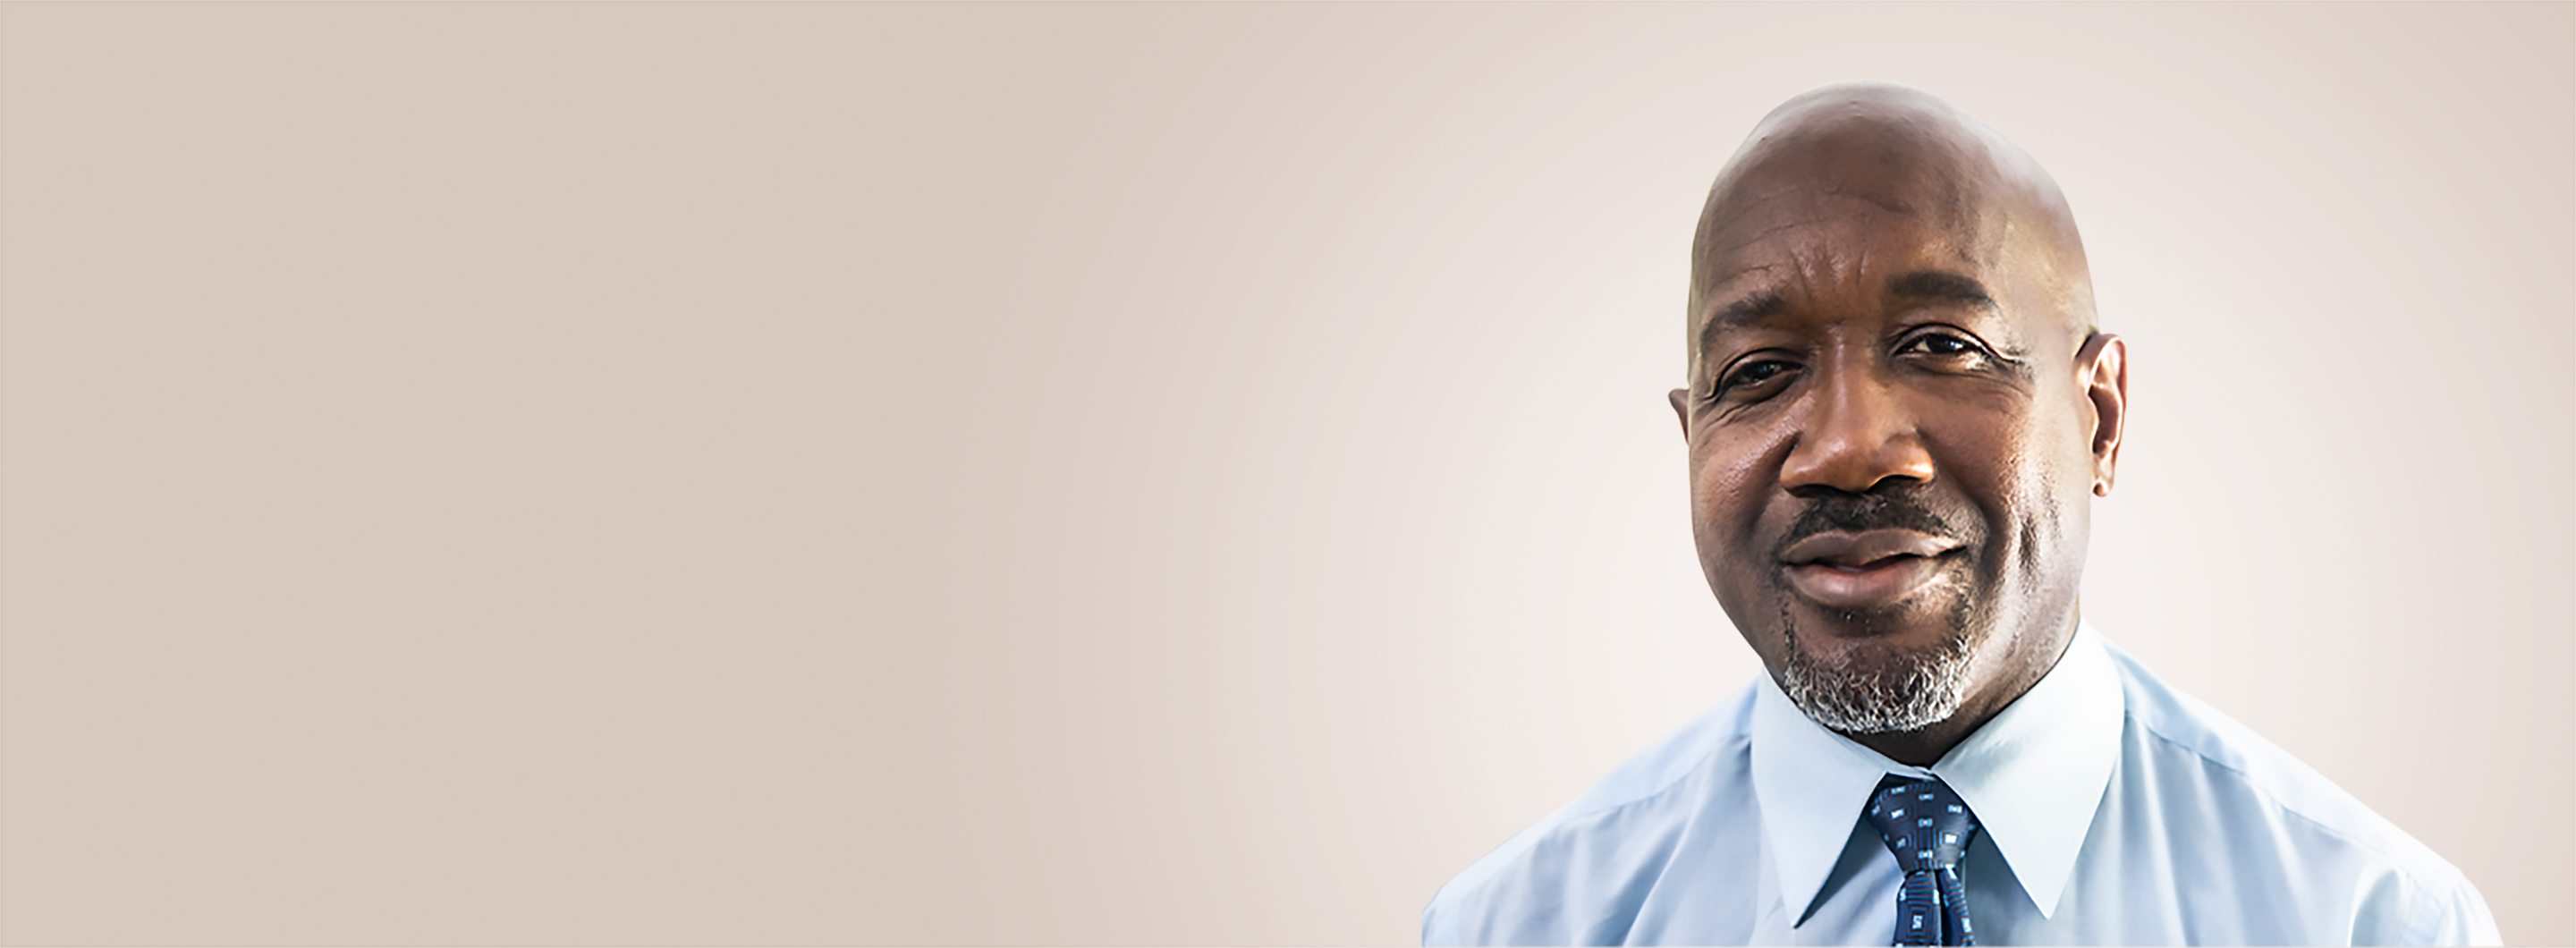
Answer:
1699;190;1991;300
1700;127;2014;300
1689;92;2104;321
1695;198;2012;351
1690;146;2075;352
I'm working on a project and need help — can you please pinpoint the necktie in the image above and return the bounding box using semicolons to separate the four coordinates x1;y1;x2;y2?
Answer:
1864;776;1981;946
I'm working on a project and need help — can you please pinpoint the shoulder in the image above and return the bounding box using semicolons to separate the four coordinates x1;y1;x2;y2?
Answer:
2101;641;2498;945
1422;683;1758;946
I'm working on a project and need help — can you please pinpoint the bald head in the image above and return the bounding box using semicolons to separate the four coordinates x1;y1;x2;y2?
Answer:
1688;82;2097;376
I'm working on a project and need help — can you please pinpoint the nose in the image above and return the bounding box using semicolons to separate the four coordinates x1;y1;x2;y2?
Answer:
1778;360;1936;495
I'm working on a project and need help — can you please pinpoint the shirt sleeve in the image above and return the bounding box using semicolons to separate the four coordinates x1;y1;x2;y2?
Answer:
2404;867;2502;946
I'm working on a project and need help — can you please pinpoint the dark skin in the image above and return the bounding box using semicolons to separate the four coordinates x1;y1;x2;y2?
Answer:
1668;83;2130;766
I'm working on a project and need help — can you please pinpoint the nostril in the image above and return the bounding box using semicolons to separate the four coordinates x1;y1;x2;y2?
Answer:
1785;473;1925;501
1785;483;1871;502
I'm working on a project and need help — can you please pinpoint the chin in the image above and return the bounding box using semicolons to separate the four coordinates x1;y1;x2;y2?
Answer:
1774;588;1984;734
1781;597;1959;645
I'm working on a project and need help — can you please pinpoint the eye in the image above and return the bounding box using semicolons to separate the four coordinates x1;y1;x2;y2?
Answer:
1895;329;1993;368
1715;357;1800;400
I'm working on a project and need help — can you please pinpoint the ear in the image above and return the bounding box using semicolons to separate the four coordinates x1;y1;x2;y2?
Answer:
1668;388;1691;439
2075;333;2127;496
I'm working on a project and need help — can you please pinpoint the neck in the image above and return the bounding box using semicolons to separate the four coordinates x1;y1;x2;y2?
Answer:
1841;613;2082;767
1845;715;1987;768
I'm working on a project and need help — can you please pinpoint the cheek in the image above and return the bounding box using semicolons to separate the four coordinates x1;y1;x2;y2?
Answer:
1951;397;2090;569
1688;424;1792;569
1685;425;1795;655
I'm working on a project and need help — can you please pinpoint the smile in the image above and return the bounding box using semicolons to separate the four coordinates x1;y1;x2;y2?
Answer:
1778;529;1962;611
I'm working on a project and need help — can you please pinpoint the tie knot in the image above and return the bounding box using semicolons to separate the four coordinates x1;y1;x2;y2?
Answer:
1864;776;1979;874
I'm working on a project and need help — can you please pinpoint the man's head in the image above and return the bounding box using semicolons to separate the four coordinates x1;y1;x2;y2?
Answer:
1667;82;2129;763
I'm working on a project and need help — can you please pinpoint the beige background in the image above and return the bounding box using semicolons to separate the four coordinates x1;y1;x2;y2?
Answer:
2;3;2566;944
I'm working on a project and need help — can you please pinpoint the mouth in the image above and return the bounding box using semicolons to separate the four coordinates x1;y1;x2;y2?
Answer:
1778;529;1962;612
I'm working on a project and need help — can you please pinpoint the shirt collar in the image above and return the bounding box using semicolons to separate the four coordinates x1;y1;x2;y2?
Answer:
1750;621;2124;923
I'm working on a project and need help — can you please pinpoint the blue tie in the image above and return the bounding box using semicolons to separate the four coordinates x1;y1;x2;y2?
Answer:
1864;776;1981;946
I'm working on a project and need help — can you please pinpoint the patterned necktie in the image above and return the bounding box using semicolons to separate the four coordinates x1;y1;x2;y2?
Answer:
1863;776;1982;946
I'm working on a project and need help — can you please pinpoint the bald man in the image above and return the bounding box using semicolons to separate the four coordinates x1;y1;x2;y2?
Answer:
1420;83;2496;946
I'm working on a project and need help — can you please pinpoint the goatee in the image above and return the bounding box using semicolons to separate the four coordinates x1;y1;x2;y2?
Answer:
1777;606;1978;734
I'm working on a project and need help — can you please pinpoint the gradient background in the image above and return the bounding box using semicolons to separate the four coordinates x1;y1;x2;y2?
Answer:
3;3;2567;944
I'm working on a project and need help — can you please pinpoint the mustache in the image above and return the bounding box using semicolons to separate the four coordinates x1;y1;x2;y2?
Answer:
1771;489;1975;563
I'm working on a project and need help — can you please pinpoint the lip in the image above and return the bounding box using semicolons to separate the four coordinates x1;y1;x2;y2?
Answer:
1778;529;1961;611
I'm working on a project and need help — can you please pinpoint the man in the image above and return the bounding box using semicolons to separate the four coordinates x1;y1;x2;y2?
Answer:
1421;82;2497;945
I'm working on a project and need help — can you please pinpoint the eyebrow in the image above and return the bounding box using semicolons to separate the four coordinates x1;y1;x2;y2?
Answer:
1887;269;1998;309
1694;270;2002;367
1695;290;1786;367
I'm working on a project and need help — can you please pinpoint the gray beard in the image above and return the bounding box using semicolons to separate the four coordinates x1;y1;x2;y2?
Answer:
1778;616;1977;734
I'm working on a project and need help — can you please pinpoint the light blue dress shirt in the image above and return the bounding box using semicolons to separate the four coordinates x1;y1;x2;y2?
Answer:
1423;623;2498;945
